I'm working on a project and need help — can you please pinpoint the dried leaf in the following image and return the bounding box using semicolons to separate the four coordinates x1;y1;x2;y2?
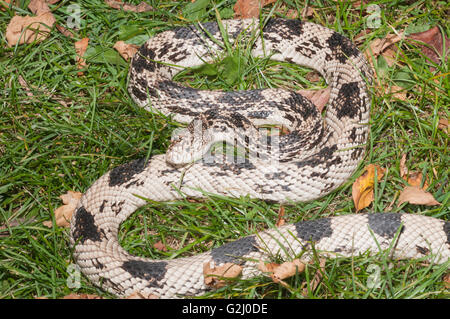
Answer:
233;0;261;18
105;0;153;12
28;0;51;15
301;6;315;19
398;186;440;206
365;33;403;60
113;41;139;61
399;153;429;190
399;153;408;179
203;262;242;288
406;171;428;189
407;26;449;68
352;164;385;212
153;240;167;252
364;32;403;81
233;0;274;18
5;12;55;46
386;85;407;101
75;37;89;75
55;24;74;37
43;191;82;228
258;259;305;283
438;118;448;133
276;206;285;227
382;48;398;67
297;87;331;112
302;258;326;296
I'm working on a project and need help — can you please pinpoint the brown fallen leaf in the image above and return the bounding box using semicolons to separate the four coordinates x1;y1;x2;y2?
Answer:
105;0;153;12
399;153;408;179
407;26;449;70
352;164;385;212
203;262;242;288
364;32;404;88
302;258;326;296
365;33;403;62
398;186;440;207
55;24;74;38
153;240;167;252
301;6;315;19
381;47;398;67
234;0;260;18
297;87;331;112
275;205;285;227
113;41;139;61
233;0;275;18
385;85;407;101
438;117;448;133
405;171;429;189
258;259;305;284
75;37;89;75
399;153;430;190
43;191;82;228
5;12;55;46
28;0;51;15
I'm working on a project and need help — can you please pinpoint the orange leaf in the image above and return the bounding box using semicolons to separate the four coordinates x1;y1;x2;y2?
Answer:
352;164;385;212
75;37;89;75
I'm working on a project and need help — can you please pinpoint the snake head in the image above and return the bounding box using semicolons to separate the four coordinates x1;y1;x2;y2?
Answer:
165;110;261;167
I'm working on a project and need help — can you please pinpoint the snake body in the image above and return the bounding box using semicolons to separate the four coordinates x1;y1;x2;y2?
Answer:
70;19;449;298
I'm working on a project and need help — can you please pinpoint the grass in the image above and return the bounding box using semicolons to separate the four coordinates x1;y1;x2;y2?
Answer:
0;0;449;299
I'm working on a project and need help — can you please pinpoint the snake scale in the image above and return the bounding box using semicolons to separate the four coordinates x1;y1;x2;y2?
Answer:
70;19;449;298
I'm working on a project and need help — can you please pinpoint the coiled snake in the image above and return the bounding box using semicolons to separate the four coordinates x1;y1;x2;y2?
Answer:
70;19;449;298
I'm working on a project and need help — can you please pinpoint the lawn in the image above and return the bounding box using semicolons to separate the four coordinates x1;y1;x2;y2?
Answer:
0;0;448;298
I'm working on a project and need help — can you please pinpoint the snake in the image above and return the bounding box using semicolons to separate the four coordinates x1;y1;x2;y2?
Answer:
70;18;449;298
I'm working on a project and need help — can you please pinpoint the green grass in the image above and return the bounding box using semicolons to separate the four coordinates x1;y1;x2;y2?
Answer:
0;0;449;299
